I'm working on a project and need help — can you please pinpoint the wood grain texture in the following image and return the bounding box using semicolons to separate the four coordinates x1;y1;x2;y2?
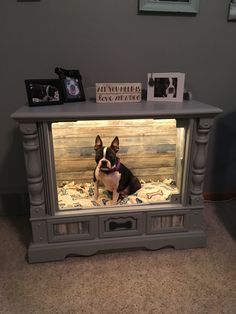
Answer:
52;119;179;184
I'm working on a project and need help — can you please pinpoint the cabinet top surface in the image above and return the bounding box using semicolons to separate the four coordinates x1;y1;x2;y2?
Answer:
11;99;222;122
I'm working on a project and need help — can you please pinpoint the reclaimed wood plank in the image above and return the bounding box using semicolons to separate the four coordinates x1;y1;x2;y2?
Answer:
54;154;176;172
53;144;176;158
56;167;176;185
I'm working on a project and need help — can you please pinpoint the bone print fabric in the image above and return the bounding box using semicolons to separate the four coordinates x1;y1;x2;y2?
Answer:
57;179;178;210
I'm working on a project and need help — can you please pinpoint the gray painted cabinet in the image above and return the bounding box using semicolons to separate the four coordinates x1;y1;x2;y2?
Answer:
12;100;222;263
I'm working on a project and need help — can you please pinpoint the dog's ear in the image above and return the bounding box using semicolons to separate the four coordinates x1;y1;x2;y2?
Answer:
94;135;103;151
111;136;119;153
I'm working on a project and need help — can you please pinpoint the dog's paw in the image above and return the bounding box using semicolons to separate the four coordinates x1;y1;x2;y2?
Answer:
92;196;98;202
109;200;118;206
91;200;100;207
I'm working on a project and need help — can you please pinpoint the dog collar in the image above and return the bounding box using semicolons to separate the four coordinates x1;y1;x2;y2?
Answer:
100;158;120;174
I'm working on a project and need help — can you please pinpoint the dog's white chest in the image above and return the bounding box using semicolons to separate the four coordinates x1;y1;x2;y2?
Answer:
95;169;121;192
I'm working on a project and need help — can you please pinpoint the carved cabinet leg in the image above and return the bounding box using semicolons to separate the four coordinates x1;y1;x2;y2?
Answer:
190;119;214;205
20;123;45;218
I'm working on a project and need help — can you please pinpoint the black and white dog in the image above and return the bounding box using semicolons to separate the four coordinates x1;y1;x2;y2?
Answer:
30;84;58;102
93;135;141;205
65;77;80;97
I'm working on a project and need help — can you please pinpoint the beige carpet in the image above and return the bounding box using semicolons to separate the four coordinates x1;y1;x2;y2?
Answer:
0;201;236;314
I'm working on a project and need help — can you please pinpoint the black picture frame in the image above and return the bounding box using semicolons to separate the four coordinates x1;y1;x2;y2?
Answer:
228;1;236;21
25;79;63;106
138;0;200;14
55;67;86;102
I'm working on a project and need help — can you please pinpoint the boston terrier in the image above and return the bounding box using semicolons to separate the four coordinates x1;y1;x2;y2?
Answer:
65;77;80;97
30;84;58;102
93;135;141;205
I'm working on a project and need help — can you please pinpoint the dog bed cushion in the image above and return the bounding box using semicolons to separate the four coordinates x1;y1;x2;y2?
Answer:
57;179;179;210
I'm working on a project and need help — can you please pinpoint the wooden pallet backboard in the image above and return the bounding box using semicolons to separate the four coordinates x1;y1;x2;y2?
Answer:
52;119;181;184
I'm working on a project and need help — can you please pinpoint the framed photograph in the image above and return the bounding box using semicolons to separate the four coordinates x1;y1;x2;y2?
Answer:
25;79;63;106
147;72;185;102
139;0;200;14
55;67;86;102
228;1;236;21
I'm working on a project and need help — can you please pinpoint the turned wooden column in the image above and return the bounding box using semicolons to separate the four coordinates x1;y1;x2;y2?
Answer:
190;118;214;205
20;123;45;217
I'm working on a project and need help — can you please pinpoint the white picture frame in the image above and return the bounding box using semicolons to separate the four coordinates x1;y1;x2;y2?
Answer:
147;72;185;102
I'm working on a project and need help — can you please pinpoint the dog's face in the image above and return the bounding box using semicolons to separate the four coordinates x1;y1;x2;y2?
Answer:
94;135;119;172
65;77;80;96
30;84;58;102
47;86;58;99
44;85;58;101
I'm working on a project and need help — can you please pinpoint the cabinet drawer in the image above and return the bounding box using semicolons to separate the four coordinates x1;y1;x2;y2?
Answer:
47;216;96;242
147;210;189;234
99;213;144;238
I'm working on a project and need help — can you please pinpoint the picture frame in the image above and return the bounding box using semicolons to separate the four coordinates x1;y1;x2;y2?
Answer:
147;72;185;102
55;67;86;103
25;79;63;106
228;1;236;21
139;0;200;14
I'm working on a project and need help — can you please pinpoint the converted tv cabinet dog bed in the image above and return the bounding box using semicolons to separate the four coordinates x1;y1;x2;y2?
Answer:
11;100;222;263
